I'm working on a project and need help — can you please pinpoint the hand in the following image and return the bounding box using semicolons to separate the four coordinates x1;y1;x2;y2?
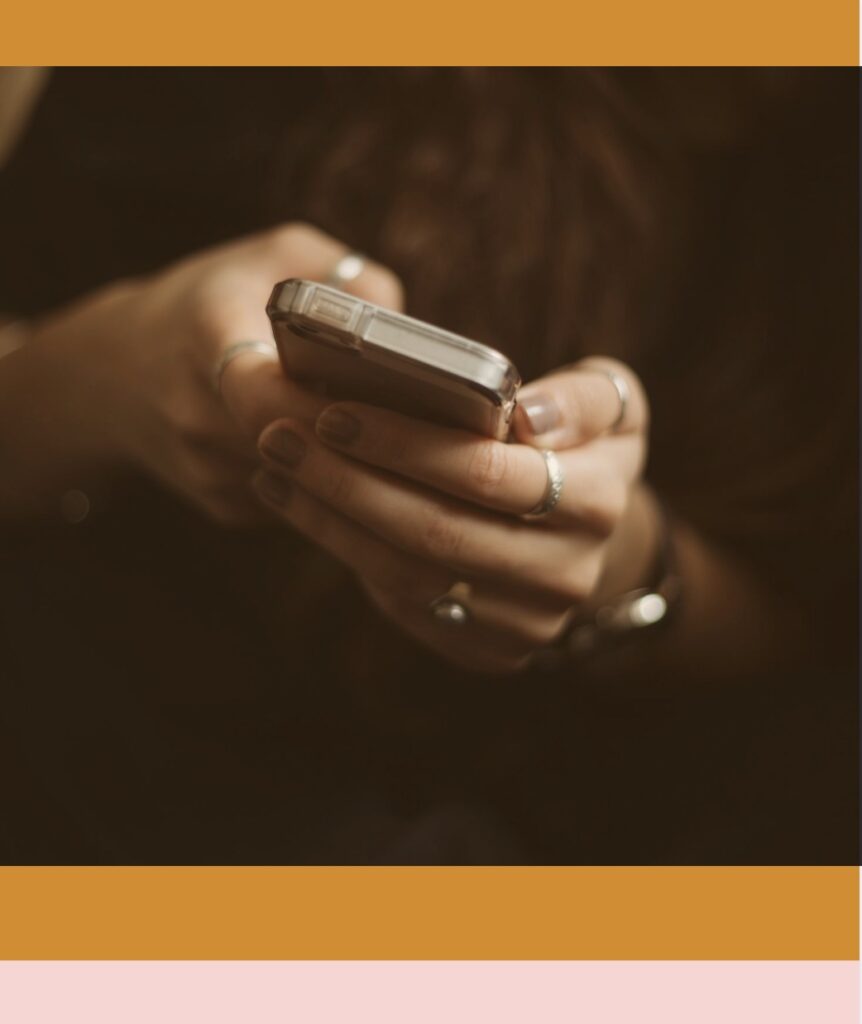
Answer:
254;358;656;672
13;223;402;524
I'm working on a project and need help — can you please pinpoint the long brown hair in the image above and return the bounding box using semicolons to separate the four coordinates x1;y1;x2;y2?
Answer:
264;70;792;370
263;69;856;610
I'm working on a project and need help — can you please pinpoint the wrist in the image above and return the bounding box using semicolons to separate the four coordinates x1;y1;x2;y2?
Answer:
531;486;680;671
587;482;662;610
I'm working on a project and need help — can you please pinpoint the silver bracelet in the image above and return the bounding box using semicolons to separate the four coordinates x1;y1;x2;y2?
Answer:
530;502;681;671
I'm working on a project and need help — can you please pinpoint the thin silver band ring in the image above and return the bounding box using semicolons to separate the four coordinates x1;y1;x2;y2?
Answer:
326;252;366;291
524;449;565;520
212;340;278;397
429;581;472;627
590;367;630;432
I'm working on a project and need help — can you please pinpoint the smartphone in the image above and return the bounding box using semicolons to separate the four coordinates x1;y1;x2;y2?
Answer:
267;279;521;440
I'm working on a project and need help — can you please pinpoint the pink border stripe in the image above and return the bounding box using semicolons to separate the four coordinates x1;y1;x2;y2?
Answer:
0;961;858;1023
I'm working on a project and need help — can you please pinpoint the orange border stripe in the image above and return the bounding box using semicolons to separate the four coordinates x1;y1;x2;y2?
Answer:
2;0;859;65
0;867;856;959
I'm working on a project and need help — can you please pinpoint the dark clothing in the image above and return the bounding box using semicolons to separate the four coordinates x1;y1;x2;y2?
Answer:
0;69;857;864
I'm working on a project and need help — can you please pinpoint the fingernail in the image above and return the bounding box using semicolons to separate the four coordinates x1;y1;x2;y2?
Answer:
317;407;360;446
261;428;306;469
520;392;560;436
255;471;292;506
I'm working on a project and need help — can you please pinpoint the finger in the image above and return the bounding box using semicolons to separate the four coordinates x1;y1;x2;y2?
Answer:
576;433;647;485
253;469;452;598
315;401;550;516
315;401;645;530
440;583;572;648
514;357;648;449
257;419;600;603
221;357;331;438
362;582;536;674
193;224;403;362
251;222;404;310
250;475;538;673
208;222;405;432
254;469;575;649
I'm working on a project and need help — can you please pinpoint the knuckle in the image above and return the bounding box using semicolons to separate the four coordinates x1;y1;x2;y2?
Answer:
187;273;235;339
559;574;590;605
267;221;317;254
187;288;221;341
604;478;630;530
231;361;285;436
361;265;404;311
467;440;509;495
579;554;605;599
580;356;650;429
604;357;645;398
419;506;464;563
606;476;629;519
167;396;208;442
585;507;615;539
585;477;628;536
544;563;595;606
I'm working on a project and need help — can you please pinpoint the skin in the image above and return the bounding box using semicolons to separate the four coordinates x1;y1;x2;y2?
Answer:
254;359;655;673
0;224;399;523
0;222;794;676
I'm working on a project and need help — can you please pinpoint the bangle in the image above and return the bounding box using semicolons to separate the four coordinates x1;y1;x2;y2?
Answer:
530;500;682;671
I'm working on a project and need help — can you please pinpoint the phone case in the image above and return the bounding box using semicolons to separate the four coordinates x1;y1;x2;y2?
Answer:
267;279;521;439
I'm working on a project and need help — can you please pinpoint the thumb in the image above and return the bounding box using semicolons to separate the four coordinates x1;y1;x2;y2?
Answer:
513;358;647;449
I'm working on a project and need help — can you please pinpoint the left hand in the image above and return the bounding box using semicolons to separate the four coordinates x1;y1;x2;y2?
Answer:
254;357;654;673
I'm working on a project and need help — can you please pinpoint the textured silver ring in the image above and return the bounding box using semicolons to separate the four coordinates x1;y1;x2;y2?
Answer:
524;449;565;519
430;581;472;627
212;340;278;397
591;367;630;432
326;252;366;290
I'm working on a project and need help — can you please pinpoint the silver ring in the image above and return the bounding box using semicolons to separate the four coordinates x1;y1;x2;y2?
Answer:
326;252;366;291
430;581;471;627
590;367;630;432
212;340;277;397
524;449;565;519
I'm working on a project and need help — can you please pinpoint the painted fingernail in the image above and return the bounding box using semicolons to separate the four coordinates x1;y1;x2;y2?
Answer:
520;392;561;436
317;407;360;446
255;471;292;506
261;428;306;469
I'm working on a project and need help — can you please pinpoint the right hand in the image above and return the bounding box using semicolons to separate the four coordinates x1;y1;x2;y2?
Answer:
18;223;403;525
